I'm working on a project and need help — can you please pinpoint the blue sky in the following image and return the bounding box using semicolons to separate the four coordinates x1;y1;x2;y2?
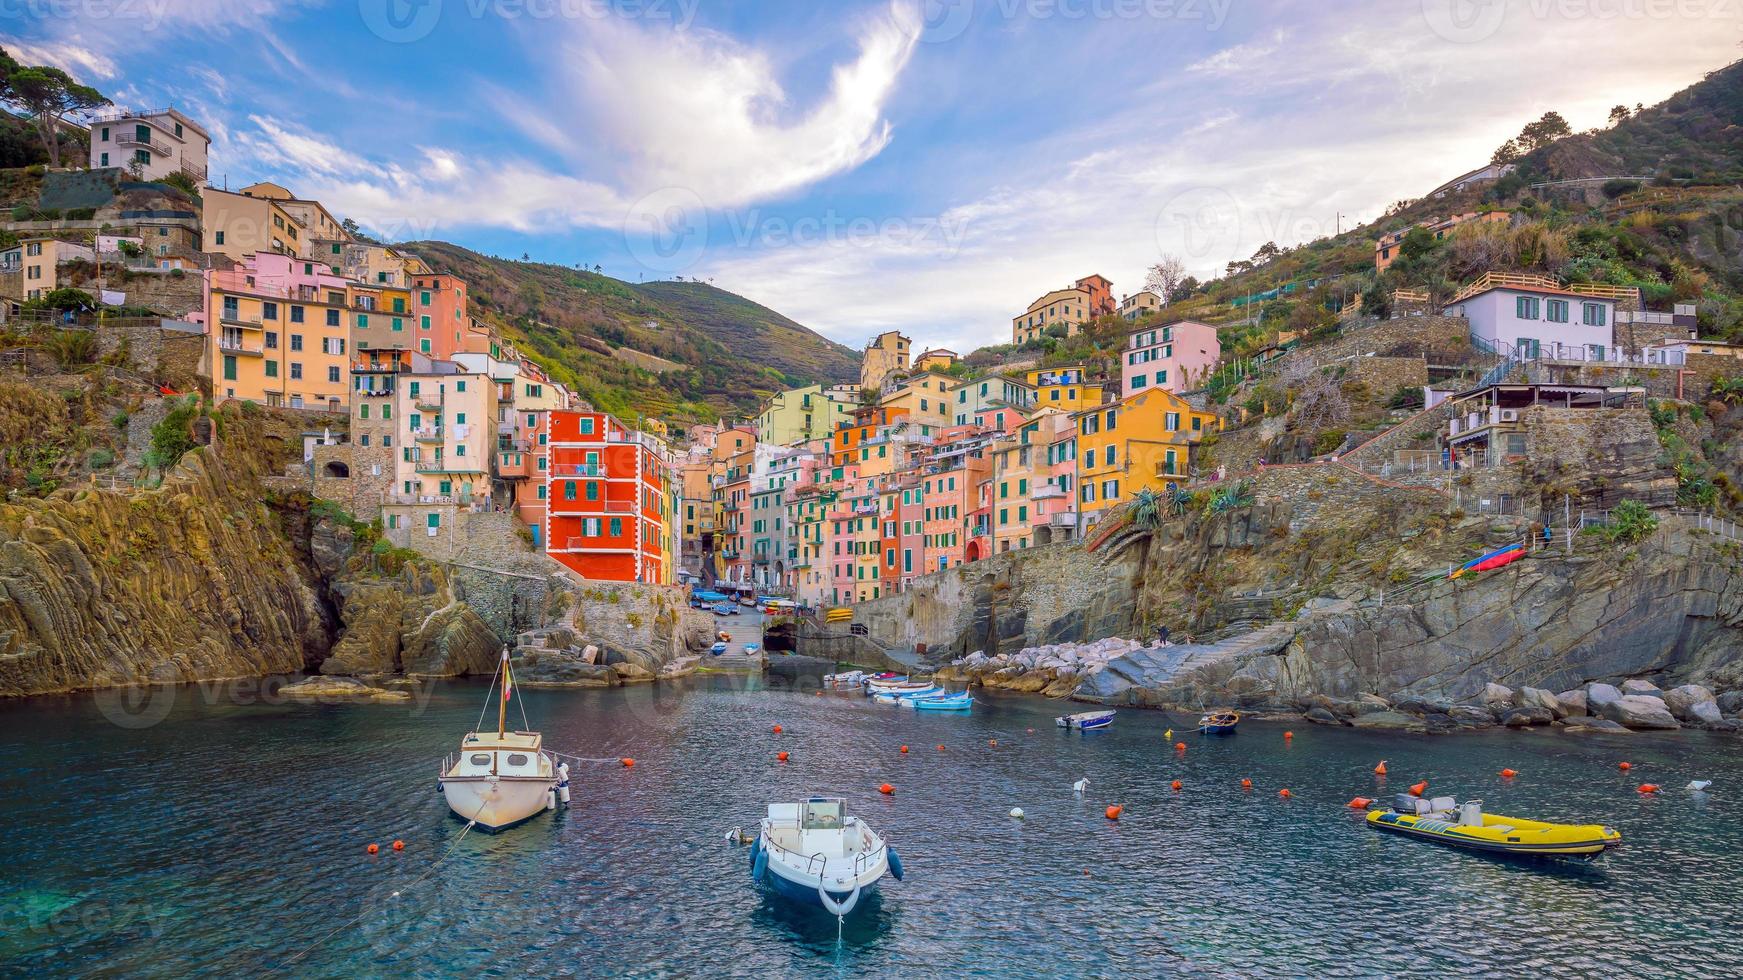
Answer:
3;0;1739;354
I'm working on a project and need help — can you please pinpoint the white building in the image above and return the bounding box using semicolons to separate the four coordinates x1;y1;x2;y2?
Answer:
1444;273;1627;362
88;108;210;184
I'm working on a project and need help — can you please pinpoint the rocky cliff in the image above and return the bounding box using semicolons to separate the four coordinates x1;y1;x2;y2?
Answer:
0;406;499;696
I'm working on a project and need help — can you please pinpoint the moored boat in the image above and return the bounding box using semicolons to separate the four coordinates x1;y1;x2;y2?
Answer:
438;648;560;832
1366;795;1622;857
1197;710;1240;735
911;693;973;711
865;678;933;697
750;798;902;916
1056;710;1116;730
872;685;942;704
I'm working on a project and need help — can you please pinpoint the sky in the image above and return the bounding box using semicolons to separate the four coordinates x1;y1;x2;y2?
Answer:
3;0;1740;355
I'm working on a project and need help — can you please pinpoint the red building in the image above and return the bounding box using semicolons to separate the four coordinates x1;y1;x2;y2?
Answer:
546;410;672;584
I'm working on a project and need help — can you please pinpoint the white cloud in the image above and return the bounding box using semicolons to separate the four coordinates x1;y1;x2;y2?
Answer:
1185;29;1287;76
0;38;119;80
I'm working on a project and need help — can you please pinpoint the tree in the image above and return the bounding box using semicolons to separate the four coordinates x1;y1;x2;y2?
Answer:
1398;225;1439;261
1517;111;1571;153
1608;104;1631;127
1143;255;1186;304
1491;139;1522;166
1170;276;1199;303
1251;241;1282;265
0;50;109;168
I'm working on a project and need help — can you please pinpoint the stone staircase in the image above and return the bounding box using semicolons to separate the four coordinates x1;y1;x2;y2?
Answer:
1073;622;1299;704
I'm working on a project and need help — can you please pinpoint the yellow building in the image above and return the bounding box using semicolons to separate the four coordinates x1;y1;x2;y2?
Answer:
913;348;958;372
9;237;94;300
1075;387;1218;520
210;253;358;411
203;187;310;262
757;383;853;446
878;369;956;429
236;182;347;244
1022;365;1104;414
313;237;428;289
859;329;910;392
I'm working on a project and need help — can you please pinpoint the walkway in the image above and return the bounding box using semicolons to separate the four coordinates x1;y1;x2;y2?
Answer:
703;609;766;672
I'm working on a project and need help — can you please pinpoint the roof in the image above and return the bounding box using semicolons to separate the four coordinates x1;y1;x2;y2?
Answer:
460;730;543;751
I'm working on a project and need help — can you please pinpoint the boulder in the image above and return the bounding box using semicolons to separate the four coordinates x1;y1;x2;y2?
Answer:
1556;689;1588;717
1561;717;1632;734
1585;683;1623;709
1480;683;1516;709
611;661;656;683
1718;691;1743;717
1303;706;1343;726
1392;697;1452;716
1448;705;1498;727
1620;678;1663;698
1350;711;1429;733
1519;687;1564;719
1597;695;1680;730
1501;705;1554;727
277;676;411;702
1354;693;1393;716
1662;684;1718;723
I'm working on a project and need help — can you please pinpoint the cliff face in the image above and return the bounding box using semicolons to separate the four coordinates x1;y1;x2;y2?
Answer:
0;407;503;696
0;437;331;695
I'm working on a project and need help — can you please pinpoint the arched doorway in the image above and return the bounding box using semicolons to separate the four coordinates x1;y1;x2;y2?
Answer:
322;460;350;478
964;539;985;563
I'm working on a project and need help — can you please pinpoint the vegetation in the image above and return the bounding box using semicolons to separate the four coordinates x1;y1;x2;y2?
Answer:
143;395;201;472
44;329;96;368
1585;499;1659;545
0;47;107;168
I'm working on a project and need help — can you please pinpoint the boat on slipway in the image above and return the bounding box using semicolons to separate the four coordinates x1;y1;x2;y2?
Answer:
1057;710;1116;731
749;798;902;916
437;648;564;832
1366;794;1622;857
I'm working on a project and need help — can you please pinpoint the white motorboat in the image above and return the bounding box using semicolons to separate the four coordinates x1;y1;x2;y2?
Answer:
1056;709;1116;731
438;648;561;831
864;677;933;697
750;798;902;916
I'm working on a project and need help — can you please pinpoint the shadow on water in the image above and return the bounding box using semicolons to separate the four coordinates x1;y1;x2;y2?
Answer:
750;888;897;954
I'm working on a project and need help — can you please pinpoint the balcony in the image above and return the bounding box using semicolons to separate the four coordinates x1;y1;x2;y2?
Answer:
414;460;485;474
352;353;413;374
603;500;637;513
1155;461;1182;478
354;384;394;398
217;335;262;356
1032;483;1066;500
116;131;172;156
219;312;264;330
552;463;607;478
1047;512;1078;528
496;382;515;403
414;395;443;412
413;427;445;443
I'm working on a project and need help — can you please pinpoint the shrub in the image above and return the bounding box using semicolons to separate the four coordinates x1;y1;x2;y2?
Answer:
111;410;130;430
87;447;115;469
1585;499;1658;545
1601;179;1640;199
65;207;96;221
45;330;97;368
143;395;199;471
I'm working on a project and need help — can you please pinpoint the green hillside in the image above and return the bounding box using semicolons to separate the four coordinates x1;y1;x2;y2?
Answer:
407;241;859;422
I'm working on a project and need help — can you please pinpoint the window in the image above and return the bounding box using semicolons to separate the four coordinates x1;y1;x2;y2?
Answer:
1515;296;1541;320
579;417;594;435
100;126;109;141
1582;303;1607;327
290;334;304;352
357;314;368;330
265;360;277;378
1166;412;1180;432
291;306;305;323
290;362;303;380
564;482;577;500
585;482;599;501
222;355;237;381
1131;374;1146;389
326;309;340;327
211;228;221;244
610;518;622;536
1546;299;1569;323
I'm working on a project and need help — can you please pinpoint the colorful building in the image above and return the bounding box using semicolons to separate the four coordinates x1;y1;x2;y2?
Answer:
859;330;910;392
1443;273;1627;362
1023;365;1104;413
1121;320;1222;396
949;375;1034;426
88;107;208;183
546;410;673;584
1075;388;1218;524
757;383;854;445
209;253;358;411
1012;274;1115;345
203;187;312;262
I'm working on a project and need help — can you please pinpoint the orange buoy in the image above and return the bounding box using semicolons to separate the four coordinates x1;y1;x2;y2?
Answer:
879;783;894;795
1374;760;1387;776
1638;783;1660;794
392;839;405;851
1105;805;1123;820
1174;742;1186;752
776;751;789;762
936;744;945;752
1408;780;1428;797
1618;761;1632;771
366;843;379;855
620;758;635;768
772;725;783;734
1347;797;1372;809
900;745;909;754
1500;768;1518;778
1283;731;1293;740
1171;779;1182;791
1240;778;1252;790
989;739;998;748
1278;789;1292;799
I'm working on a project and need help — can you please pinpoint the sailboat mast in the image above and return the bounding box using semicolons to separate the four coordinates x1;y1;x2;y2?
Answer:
498;646;509;738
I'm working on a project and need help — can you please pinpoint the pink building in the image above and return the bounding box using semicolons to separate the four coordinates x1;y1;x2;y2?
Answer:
973;405;1026;435
1121;320;1221;396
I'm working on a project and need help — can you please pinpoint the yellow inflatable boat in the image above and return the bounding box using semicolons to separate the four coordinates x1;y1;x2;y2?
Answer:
1367;795;1621;856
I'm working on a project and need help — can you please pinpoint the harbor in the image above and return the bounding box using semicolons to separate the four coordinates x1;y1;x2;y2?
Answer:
3;676;1742;975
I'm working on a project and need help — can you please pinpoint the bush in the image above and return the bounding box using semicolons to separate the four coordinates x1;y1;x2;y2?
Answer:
45;330;97;368
1601;179;1640;199
1585;499;1659;545
143;395;199;471
65;207;96;221
87;447;115;469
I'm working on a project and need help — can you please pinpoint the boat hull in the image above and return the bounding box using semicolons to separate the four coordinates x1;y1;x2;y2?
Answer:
1366;810;1621;856
441;772;554;831
1057;711;1115;730
758;857;884;914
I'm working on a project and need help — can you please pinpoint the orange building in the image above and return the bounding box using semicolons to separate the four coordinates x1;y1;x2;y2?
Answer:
546;410;672;584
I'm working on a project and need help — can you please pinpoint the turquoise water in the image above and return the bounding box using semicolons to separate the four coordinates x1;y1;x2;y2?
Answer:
3;676;1741;977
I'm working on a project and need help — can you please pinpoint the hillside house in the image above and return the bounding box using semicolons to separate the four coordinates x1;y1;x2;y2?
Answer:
1011;274;1115;345
1443;273;1632;362
1375;211;1509;271
1119;290;1162;321
1444;383;1643;466
88;107;209;183
1121;320;1220;396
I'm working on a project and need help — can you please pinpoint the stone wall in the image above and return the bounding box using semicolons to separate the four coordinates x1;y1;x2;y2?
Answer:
60;266;205;320
1513;405;1677;506
1341;355;1428;399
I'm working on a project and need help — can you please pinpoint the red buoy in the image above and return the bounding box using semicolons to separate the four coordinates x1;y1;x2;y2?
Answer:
1409;780;1429;797
1347;797;1372;809
772;725;783;734
936;744;945;752
899;745;909;754
1500;768;1518;778
776;751;788;762
1240;778;1252;790
1278;789;1292;799
879;783;894;795
392;839;405;851
1618;761;1632;771
1283;731;1294;740
1105;805;1123;820
621;758;635;768
366;843;379;855
988;739;998;748
1638;783;1660;794
1174;742;1186;752
1374;760;1387;776
1171;780;1182;791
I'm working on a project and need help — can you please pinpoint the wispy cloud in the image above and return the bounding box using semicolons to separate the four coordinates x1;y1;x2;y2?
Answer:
0;37;119;80
1186;29;1288;76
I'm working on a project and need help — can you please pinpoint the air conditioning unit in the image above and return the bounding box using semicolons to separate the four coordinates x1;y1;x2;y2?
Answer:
1499;409;1519;423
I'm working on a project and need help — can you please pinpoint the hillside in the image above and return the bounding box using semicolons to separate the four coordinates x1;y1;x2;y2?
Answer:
406;241;858;422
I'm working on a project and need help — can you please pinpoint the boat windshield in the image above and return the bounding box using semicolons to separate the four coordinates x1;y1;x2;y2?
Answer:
801;800;843;830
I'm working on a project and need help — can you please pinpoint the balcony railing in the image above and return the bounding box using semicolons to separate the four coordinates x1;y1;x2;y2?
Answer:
217;337;263;356
414;396;442;412
414;460;485;474
413;427;445;442
116;131;172;156
552;463;607;478
219;312;264;329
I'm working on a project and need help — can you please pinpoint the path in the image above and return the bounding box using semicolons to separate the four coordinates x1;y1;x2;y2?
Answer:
1074;622;1300;703
703;608;766;672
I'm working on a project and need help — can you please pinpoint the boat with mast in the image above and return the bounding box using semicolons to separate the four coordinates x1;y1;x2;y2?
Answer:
437;647;560;831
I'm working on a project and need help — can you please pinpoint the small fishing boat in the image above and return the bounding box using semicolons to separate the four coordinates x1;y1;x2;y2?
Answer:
750;798;902;916
1197;710;1240;735
1056;709;1116;731
1366;795;1622;857
709;641;729;656
438;648;560;832
823;670;866;690
865;678;932;697
872;685;942;704
911;693;973;711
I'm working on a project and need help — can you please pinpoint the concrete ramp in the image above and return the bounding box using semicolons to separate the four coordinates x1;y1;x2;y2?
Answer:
1074;622;1298;703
